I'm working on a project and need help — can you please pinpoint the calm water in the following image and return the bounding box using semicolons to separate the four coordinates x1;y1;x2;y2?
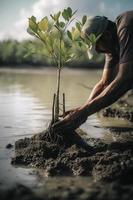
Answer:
0;67;132;188
0;68;103;140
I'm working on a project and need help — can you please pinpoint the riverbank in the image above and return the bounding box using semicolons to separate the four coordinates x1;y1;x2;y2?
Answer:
102;90;133;122
1;124;133;200
0;68;133;200
8;94;133;200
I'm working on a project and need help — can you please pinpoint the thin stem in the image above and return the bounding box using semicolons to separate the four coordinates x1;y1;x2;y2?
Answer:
55;67;61;121
51;93;56;124
63;93;65;117
55;33;62;121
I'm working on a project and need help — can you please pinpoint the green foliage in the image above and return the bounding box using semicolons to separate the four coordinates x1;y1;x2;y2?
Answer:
27;7;97;121
82;15;87;25
62;7;72;21
38;17;48;31
67;30;72;40
0;8;104;68
29;16;38;32
27;7;101;67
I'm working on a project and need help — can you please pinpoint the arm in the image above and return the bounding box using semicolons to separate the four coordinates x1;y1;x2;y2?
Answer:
61;65;117;117
52;63;132;133
88;63;118;102
82;63;132;116
57;63;119;119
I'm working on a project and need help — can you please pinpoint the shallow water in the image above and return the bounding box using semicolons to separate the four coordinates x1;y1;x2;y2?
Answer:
0;67;132;188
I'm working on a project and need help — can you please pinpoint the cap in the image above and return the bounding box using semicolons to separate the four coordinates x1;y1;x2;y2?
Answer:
82;16;109;37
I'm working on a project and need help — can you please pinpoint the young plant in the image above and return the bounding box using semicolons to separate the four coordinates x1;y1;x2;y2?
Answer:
27;7;99;128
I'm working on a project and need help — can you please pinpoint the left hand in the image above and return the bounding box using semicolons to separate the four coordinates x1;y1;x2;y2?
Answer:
52;107;88;134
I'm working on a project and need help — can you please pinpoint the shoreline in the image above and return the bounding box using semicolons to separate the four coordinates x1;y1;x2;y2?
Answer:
0;67;133;200
0;66;102;78
0;64;103;74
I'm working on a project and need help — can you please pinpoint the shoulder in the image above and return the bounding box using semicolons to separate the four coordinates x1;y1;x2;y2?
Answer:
115;10;133;33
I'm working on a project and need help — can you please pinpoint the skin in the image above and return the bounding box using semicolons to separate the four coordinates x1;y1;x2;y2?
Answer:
52;27;133;133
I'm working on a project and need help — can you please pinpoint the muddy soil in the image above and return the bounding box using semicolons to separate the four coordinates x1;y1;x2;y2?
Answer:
11;125;133;180
1;129;133;200
7;127;133;200
4;90;133;200
102;91;133;122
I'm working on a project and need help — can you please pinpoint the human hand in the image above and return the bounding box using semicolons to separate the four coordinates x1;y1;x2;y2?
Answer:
52;107;88;134
59;107;80;118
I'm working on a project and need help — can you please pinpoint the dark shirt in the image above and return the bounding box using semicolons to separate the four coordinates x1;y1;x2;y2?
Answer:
105;10;133;68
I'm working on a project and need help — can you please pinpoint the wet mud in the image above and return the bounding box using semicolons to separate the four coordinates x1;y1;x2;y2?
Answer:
11;127;133;181
3;91;133;200
102;91;133;122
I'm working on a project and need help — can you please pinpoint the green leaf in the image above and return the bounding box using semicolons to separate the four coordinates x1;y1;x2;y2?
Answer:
71;27;79;40
27;27;37;37
29;18;38;33
88;33;96;43
31;16;36;22
76;22;81;32
71;28;79;40
78;41;82;47
82;15;87;25
38;31;47;42
55;11;61;21
50;14;55;20
44;32;54;50
67;30;72;40
67;7;72;18
38;17;48;31
62;9;69;21
59;21;65;28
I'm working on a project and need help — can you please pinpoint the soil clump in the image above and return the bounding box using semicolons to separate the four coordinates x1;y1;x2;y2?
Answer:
9;91;133;199
102;91;133;122
11;128;133;181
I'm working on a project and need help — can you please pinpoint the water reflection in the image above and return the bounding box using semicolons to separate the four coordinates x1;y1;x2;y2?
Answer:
0;68;132;187
0;68;102;139
0;68;132;141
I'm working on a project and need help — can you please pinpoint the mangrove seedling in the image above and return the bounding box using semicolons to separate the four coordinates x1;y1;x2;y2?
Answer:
27;7;99;132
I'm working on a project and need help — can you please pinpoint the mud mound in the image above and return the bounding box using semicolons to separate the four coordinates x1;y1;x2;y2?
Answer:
102;107;133;122
11;130;93;176
11;129;133;181
102;91;133;122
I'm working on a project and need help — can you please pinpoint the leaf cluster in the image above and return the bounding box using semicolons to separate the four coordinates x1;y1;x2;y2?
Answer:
27;7;100;66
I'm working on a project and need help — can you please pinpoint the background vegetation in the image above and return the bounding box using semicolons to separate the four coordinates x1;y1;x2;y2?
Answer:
0;39;104;68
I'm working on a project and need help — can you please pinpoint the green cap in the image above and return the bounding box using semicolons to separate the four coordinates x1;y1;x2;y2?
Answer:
82;16;109;37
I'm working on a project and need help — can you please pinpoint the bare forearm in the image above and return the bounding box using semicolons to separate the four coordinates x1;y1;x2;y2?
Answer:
87;81;104;102
82;77;132;116
88;66;116;102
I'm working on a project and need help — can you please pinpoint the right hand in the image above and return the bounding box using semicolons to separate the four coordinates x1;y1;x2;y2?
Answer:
59;107;81;118
52;106;88;134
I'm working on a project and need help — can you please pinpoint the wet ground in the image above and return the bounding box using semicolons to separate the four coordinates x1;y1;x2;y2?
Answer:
8;92;133;200
1;123;133;200
0;68;133;200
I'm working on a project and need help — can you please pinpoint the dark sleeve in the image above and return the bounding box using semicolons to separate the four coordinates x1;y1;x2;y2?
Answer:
119;27;133;64
104;53;119;68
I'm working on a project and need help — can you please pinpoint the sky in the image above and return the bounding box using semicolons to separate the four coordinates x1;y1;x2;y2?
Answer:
0;0;133;40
